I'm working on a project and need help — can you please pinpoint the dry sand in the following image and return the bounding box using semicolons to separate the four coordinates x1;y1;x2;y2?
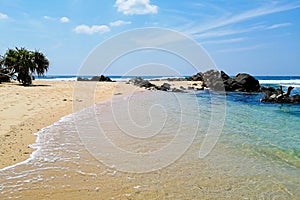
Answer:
0;80;142;168
0;79;201;169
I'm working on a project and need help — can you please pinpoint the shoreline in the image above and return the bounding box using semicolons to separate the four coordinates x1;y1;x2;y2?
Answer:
0;80;143;169
0;79;200;169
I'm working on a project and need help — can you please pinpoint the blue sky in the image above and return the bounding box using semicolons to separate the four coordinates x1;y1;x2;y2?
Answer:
0;0;300;75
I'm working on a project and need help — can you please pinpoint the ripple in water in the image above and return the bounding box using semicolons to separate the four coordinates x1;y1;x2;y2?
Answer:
0;91;299;199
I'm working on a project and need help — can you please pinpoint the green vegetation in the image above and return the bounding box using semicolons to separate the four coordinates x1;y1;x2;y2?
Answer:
0;47;49;85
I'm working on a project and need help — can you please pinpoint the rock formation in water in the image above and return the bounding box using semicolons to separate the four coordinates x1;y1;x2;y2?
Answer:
187;70;261;92
260;86;300;104
224;73;260;92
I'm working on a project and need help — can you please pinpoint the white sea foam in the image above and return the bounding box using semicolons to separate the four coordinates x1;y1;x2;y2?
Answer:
259;79;300;88
110;78;131;82
0;114;75;172
35;77;77;81
259;79;300;84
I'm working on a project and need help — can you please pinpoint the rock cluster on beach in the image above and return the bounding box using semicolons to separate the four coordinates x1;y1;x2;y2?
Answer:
127;77;187;92
127;70;299;104
187;70;260;92
77;75;114;82
128;70;261;93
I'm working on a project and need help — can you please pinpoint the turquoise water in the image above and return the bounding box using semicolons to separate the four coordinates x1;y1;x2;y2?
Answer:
196;91;300;167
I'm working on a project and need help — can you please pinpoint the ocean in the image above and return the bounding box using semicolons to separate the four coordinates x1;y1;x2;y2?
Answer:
0;76;299;199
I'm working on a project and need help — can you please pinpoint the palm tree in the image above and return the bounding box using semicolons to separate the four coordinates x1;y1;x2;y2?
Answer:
1;47;49;85
32;50;49;76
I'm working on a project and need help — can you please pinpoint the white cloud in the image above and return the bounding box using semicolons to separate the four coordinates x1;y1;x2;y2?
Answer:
44;16;56;20
265;22;292;30
60;17;70;23
44;16;70;23
185;2;300;36
109;20;131;27
194;25;264;39
0;12;8;19
203;37;246;44
114;0;158;15
217;44;264;53
73;24;110;35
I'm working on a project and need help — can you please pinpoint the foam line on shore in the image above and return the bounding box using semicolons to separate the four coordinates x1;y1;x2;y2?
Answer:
0;114;75;172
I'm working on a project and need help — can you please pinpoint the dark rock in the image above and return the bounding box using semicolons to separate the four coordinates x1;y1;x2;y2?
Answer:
90;76;100;81
172;88;184;92
261;86;300;104
290;94;300;103
99;75;113;82
180;86;186;90
202;71;259;92
187;86;194;90
260;86;282;99
159;83;171;91
228;73;260;92
128;77;156;88
188;70;260;92
77;77;86;81
186;72;204;81
200;70;226;91
221;71;230;81
77;75;113;82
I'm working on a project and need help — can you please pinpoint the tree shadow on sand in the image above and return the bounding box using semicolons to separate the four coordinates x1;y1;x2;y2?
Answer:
16;83;51;87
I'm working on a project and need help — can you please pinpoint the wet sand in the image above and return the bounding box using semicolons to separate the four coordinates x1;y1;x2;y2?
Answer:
0;80;201;169
0;80;141;168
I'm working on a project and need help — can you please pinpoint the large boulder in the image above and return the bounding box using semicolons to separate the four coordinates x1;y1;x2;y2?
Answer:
99;75;113;82
159;83;171;91
201;70;226;91
225;73;260;92
188;70;261;92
